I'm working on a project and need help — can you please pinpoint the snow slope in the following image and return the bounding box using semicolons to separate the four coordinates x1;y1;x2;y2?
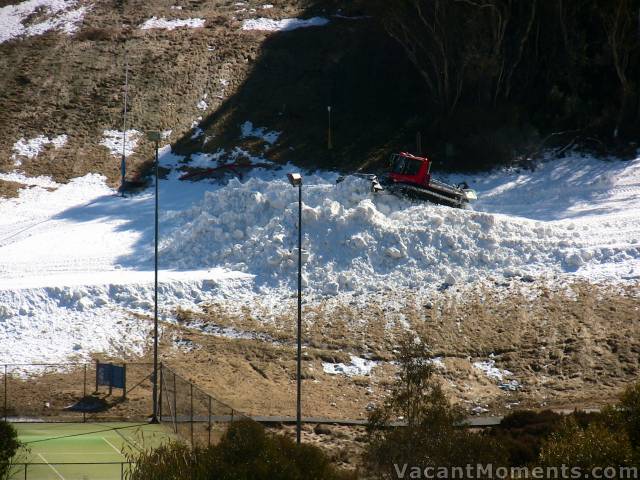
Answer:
0;150;638;363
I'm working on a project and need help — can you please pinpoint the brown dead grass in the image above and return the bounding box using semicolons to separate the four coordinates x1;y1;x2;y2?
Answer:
0;179;22;198
160;281;640;417
7;281;639;426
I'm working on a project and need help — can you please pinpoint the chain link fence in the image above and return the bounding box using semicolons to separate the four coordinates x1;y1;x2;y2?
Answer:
0;362;154;422
159;364;252;447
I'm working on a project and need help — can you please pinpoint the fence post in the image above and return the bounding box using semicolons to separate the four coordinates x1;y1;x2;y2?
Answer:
83;364;87;423
190;383;194;445
95;360;99;393
172;372;177;434
208;396;212;446
120;462;124;480
158;363;163;421
122;363;127;400
24;463;27;480
4;364;7;422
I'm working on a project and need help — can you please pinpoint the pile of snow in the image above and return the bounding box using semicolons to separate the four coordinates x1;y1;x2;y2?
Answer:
323;355;378;376
0;151;639;364
0;0;87;44
100;129;141;158
240;121;280;145
140;16;205;30
242;16;329;32
158;158;640;297
11;134;67;166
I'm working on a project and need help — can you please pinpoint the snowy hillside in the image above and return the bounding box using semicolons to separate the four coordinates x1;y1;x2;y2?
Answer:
0;152;639;364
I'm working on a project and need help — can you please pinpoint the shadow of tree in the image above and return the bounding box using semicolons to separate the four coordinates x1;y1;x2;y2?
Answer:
170;3;427;173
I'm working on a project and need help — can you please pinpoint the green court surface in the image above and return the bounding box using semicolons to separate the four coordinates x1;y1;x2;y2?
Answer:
9;422;176;480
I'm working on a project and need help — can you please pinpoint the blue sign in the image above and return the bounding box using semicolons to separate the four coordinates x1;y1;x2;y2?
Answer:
96;363;126;389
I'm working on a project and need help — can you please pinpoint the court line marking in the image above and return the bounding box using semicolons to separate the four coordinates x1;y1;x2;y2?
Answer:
38;453;66;480
102;436;122;455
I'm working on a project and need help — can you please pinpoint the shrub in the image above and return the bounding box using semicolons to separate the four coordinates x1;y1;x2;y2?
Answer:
537;417;636;472
619;381;640;449
0;421;21;479
127;419;355;480
365;337;506;478
488;410;563;466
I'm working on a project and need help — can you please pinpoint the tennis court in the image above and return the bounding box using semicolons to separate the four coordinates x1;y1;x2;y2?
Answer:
8;422;176;480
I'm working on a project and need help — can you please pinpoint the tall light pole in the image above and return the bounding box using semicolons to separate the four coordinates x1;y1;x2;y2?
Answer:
287;172;303;444
148;131;161;424
327;106;332;150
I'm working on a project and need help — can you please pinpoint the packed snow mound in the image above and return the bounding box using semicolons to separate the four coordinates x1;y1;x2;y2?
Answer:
158;159;640;296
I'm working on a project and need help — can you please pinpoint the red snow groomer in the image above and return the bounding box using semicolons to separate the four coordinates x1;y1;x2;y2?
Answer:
371;152;477;208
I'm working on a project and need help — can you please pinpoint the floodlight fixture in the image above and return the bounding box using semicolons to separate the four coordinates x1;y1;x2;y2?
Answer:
287;172;303;187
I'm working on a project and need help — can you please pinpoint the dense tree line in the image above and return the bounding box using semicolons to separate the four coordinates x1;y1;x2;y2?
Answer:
361;0;640;165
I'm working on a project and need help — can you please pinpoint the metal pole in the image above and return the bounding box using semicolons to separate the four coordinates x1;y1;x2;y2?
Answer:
189;383;194;445
83;364;87;423
4;364;7;422
172;373;177;434
159;363;163;421
296;183;302;445
152;139;159;423
120;57;129;195
327;106;332;150
208;396;212;446
122;363;127;400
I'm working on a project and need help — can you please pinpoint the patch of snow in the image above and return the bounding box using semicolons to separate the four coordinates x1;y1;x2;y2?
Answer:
323;356;378;376
100;129;141;158
140;16;205;30
262;4;274;9
241;16;329;32
197;99;208;111
12;134;67;161
0;0;88;44
473;359;512;381
240;121;280;145
190;127;204;140
11;134;68;167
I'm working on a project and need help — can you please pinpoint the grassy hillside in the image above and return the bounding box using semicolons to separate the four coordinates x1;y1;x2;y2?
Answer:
0;0;428;188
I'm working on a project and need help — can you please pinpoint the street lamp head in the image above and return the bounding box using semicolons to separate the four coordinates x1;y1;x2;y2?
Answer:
287;172;303;187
